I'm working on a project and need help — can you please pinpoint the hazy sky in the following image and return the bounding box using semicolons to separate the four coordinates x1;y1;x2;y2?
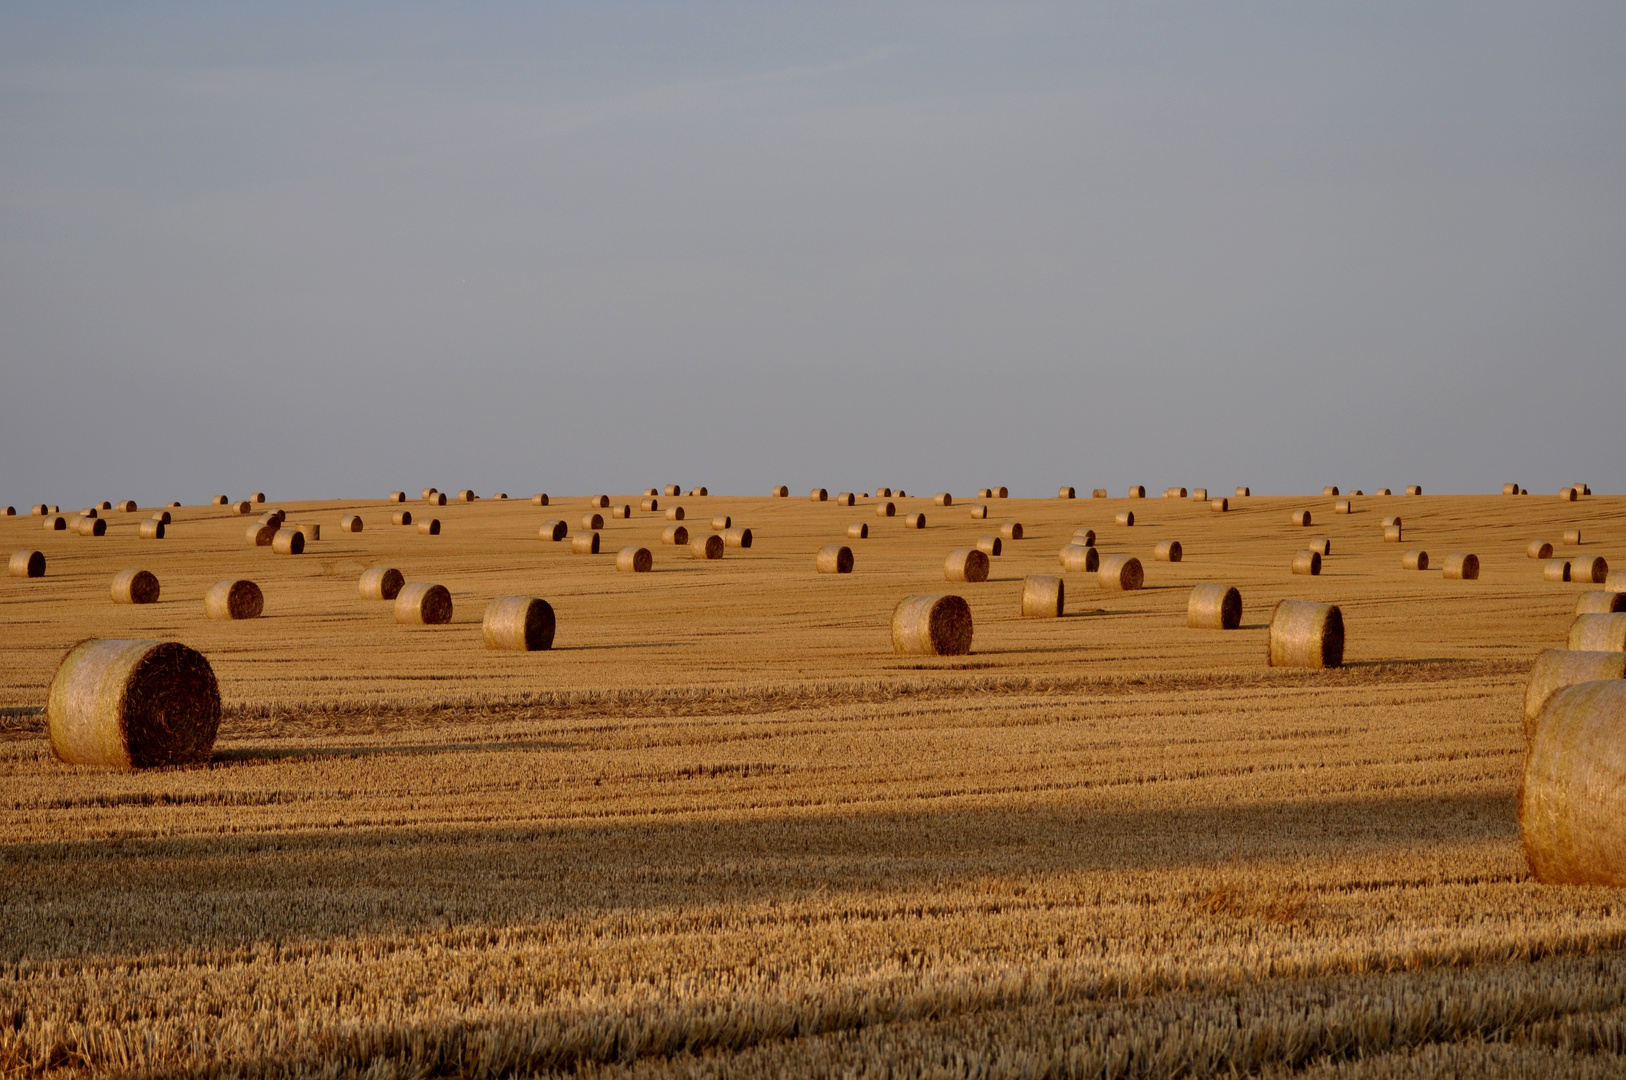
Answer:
3;2;1623;506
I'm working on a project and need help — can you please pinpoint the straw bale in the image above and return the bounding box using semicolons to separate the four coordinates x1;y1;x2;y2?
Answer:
1128;486;1145;498
1115;510;1134;527
1524;650;1626;738
80;507;99;518
1022;576;1063;618
1375;488;1391;495
816;545;853;574
422;488;437;500
1334;499;1351;514
492;493;507;500
154;510;172;524
1575;557;1610;585
1057;487;1074;499
417;519;441;536
457;490;476;502
689;487;708;497
1384;524;1402;543
31;505;47;515
1528;540;1554;559
1268;600;1344;668
1;507;10;516
644;489;660;498
723;527;752;548
1292;550;1322;575
427;492;446;506
711;515;731;530
292;523;319;542
581;513;604;530
8;550;45;578
969;504;988;519
532;494;550;507
589;495;609;508
1545;560;1573;583
847;522;868;539
1164;487;1187;499
1564;529;1582;545
1306;536;1330;556
250;493;265;504
1154;539;1183;562
877;501;896;517
1578;592;1626;616
891;594;973;656
1520;679;1626;883
359;567;405;601
205;579;263;620
271;529;305;555
246;522;276;547
666;506;685;521
1211;498;1228;512
1073;529;1096;546
1187;584;1242;630
110;569;160;604
46;639;220;769
395;582;452;625
1504;483;1519;495
1562;486;1579;501
212;495;229;506
1093;489;1108;498
977;488;991;498
835;492;855;506
482;596;556;650
994;487;1008;498
977;536;1002;557
810;488;828;502
904;513;925;529
139;519;165;540
690;534;724;560
1576;483;1593;495
340;515;363;533
1291;510;1312;527
610;505;631;519
1236;487;1250;497
1323;486;1339;497
1607;570;1626;592
75;516;106;537
661;525;688;546
641;498;659;512
772;486;788;497
572;532;601;554
944;548;989;583
233;501;252;515
1402;550;1429;571
615;546;653;573
115;500;137;513
665;485;682;496
1569;614;1626;652
389;491;406;502
392;510;413;526
1058;543;1098;573
937;492;955;506
994;522;1020;540
1442;552;1480;580
1406;485;1422;496
1099;554;1144;591
44;515;66;531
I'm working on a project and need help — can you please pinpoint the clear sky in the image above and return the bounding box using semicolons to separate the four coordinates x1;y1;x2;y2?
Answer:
2;2;1622;506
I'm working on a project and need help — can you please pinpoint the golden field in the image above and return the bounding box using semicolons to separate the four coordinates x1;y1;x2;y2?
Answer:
1;488;1623;1078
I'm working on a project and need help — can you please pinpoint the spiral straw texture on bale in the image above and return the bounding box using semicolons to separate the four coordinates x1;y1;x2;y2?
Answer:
1523;650;1626;738
572;533;601;555
1021;576;1063;618
1291;510;1312;527
1115;511;1134;527
482;596;556;650
531;494;550;507
1570;614;1626;652
810;489;828;502
110;569;159;605
539;520;567;541
47;639;221;769
1268;600;1344;668
1520;680;1626;884
359;567;405;601
691;534;724;560
847;522;868;539
944;548;989;583
969;505;988;519
816;545;853;574
1575;592;1626;615
617;547;653;573
394;582;452;625
1292;550;1322;576
661;525;688;546
891;594;973;656
1528;541;1554;559
340;515;363;533
1188;585;1242;630
1545;560;1573;583
1402;550;1430;571
977;536;1002;557
417;519;441;536
877;502;896;518
581;513;605;531
1099;554;1144;591
205;580;263;621
246;522;277;547
1154;540;1182;562
1443;553;1480;580
9;550;46;578
1058;544;1098;573
76;517;107;537
392;510;413;526
1574;557;1609;584
723;527;752;549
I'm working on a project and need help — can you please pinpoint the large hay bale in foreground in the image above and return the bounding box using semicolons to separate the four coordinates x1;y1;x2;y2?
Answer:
1524;650;1626;738
1528;540;1554;559
572;532;601;554
1058;543;1097;573
392;510;414;526
1402;549;1430;571
891;594;973;656
340;515;363;533
110;569;160;605
581;512;605;531
395;582;452;625
1520;680;1626;884
1268;600;1344;668
1154;540;1182;562
1545;559;1573;583
205;579;263;620
723;527;752;548
271;529;305;555
1574;556;1609;584
47;639;221;769
810;488;828;502
977;536;1002;557
1099;554;1143;591
359;567;405;601
816;545;853;574
662;524;689;546
1291;510;1312;527
847;522;868;539
1442;552;1480;580
482;596;556;650
690;534;724;560
139;519;166;540
1188;584;1241;630
9;550;45;578
877;501;896;518
1292;550;1322;576
246;522;277;546
1115;510;1134;527
944;548;989;583
1021;576;1063;618
539;520;567;541
417;519;441;536
76;516;107;537
1570;614;1626;652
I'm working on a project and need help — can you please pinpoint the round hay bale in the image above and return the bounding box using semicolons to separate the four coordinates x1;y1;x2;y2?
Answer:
1524;649;1626;738
1520;680;1626;883
773;486;789;498
392;510;414;526
711;515;732;530
892;594;973;656
1380;514;1401;528
847;522;868;539
1402;549;1429;571
1154;540;1182;562
1323;486;1339;497
904;513;925;530
581;513;604;530
255;509;285;526
539;519;568;541
587;495;609;508
998;522;1023;541
96;501;111;511
1093;488;1108;498
640;497;659;512
1211;498;1228;512
492;493;507;500
1058;544;1098;573
395;582;452;625
1073;529;1096;547
1575;557;1610;585
1406;485;1422;496
665;485;682;497
944;548;989;583
417;519;441;536
31;504;47;516
1352;490;1365;496
272;529;305;555
1128;486;1145;498
1099;554;1144;590
292;523;319;542
617;546;653;573
9;550;45;578
1576;483;1594;496
1115;510;1134;527
976;488;991;499
644;488;659;498
1;506;11;516
572;532;601;554
116;500;137;513
810;488;828;502
110;569;159;604
1578;592;1626;616
1022;576;1064;618
666;506;686;521
691;534;724;560
1504;483;1520;496
153;510;171;524
75;516;106;537
1375;488;1392;496
977;536;1003;557
1187;584;1242;630
1442;552;1480;580
1570;614;1626;652
359;567;405;600
835;492;855;506
689;487;708;497
1334;499;1351;514
876;501;896;518
205;579;263;620
1191;488;1208;501
482;596;556;650
1563;487;1580;501
1383;525;1403;543
937;492;955;506
1268;600;1344;668
1236;487;1250;497
993;487;1008;498
1164;487;1187;499
1528;540;1554;559
1544;559;1573;583
340;515;363;533
212;495;230;506
610;505;631;519
49;505;59;513
1292;550;1322;575
457;490;476;502
47;639;220;769
723;527;752;549
139;518;165;540
390;491;406;502
44;515;66;531
1291;510;1312;527
422;487;437;500
969;504;988;519
1306;536;1330;556
1608;570;1626;593
246;522;276;546
816;545;853;574
1057;487;1074;500
250;493;265;504
428;492;446;506
1564;529;1582;546
532;493;550;507
662;525;689;546
80;507;99;518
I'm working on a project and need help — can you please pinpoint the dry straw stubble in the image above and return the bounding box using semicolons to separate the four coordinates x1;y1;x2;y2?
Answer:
1268;599;1345;668
1523;649;1626;738
944;548;990;583
891;594;973;655
816;545;853;574
394;582;453;625
1521;680;1626;884
110;569;160;604
617;546;653;573
46;639;221;768
1188;584;1242;630
1021;575;1063;618
1099;554;1144;591
481;596;556;650
359;567;405;601
204;579;263;620
9;550;46;577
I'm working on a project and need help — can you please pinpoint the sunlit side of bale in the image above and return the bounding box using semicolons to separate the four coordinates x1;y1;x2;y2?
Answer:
110;569;159;604
891;594;973;656
1021;576;1063;618
1520;680;1626;884
944;548;989;583
690;534;724;560
10;550;46;578
359;567;405;600
661;525;688;546
1544;560;1572;583
1523;650;1626;739
482;596;556;650
1268;600;1344;668
1154;540;1182;562
395;582;453;625
204;579;263;620
1292;550;1322;576
572;533;601;554
1187;584;1241;630
47;639;221;769
816;545;853;574
1528;540;1554;559
1098;554;1143;591
1569;614;1626;652
1058;544;1097;573
1402;550;1429;571
847;522;868;539
1442;553;1480;580
723;527;752;548
1573;556;1609;584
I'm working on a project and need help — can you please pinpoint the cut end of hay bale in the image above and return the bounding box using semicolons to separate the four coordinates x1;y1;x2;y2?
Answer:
977;536;1002;557
250;493;266;504
1520;680;1626;883
1523;649;1626;737
204;579;263;621
944;548;990;583
690;534;724;560
773;486;789;497
340;515;363;533
9;550;46;578
1154;540;1183;563
572;532;601;554
1268;600;1344;668
1098;554;1144;591
617;546;653;573
936;492;955;506
1188;584;1242;630
246;522;277;547
847;522;868;539
271;528;305;555
110;569;159;605
723;527;752;548
1577;592;1626;616
891;594;973;656
1442;552;1480;580
359;566;405;601
816;544;854;574
395;582;453;625
1292;550;1322;576
47;639;221;769
482;596;556;650
428;492;446;506
44;515;66;531
1528;540;1554;560
1021;576;1064;618
1504;483;1520;495
417;519;441;535
392;510;414;526
1569;613;1626;652
75;516;107;537
1115;511;1134;527
810;488;828;502
539;519;568;541
1402;549;1430;571
1058;543;1098;574
661;524;689;546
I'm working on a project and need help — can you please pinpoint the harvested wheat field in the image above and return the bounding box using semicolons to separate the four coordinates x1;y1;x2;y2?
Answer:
2;489;1626;1077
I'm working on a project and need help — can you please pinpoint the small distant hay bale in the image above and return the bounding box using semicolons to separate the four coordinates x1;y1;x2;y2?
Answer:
359;567;405;600
1569;614;1626;651
533;519;565;541
994;487;1008;498
711;515;732;530
139;518;165;540
152;510;171;524
976;488;991;499
892;594;973;656
532;494;550;507
1520;680;1626;883
417;519;441;536
904;513;925;529
816;545;853;574
617;546;653;573
1268;600;1344;668
205;579;263;620
1381;515;1401;529
1524;649;1626;738
1528;540;1554;559
115;500;137;513
233;501;252;515
80;507;99;518
1099;554;1144;591
1022;576;1064;618
392;510;414;526
691;534;724;560
1291;510;1312;527
689;487;708;497
773;486;789;497
1443;552;1480;580
47;639;220;768
1154;540;1183;562
937;492;955;506
1128;486;1145;498
588;495;609;508
662;525;689;545
1544;560;1572;583
641;497;659;512
1334;499;1351;514
1093;488;1108;498
1187;584;1242;630
111;569;160;604
877;501;896;518
1562;486;1579;501
395;582;452;625
422;488;437;500
1575;557;1610;585
1306;536;1330;556
1578;592;1626;616
1383;524;1403;543
644;488;659;498
96;501;111;511
835;492;855;506
1;506;11;516
1564;529;1582;546
9;550;45;578
1192;488;1208;501
493;493;507;500
723;527;752;548
1163;487;1186;499
610;505;631;519
1323;486;1339;497
44;515;67;531
969;504;988;519
340;515;363;533
1115;510;1134;527
1402;549;1430;570
1057;487;1074;500
31;504;47;516
944;548;989;583
1292;550;1322;575
847;522;868;539
212;495;229;506
247;522;277;546
482;596;556;650
250;493;265;504
1377;488;1393;496
1235;487;1250;497
1504;483;1520;496
665;485;682;497
1406;485;1422;496
998;522;1023;540
666;506;686;521
271;528;305;555
978;536;1002;557
256;509;285;526
581;512;605;530
427;492;447;506
390;491;406;502
1073;529;1096;547
1576;483;1593;496
293;523;319;542
1059;544;1097;573
457;490;476;502
810;488;829;502
1211;498;1228;513
572;532;601;554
